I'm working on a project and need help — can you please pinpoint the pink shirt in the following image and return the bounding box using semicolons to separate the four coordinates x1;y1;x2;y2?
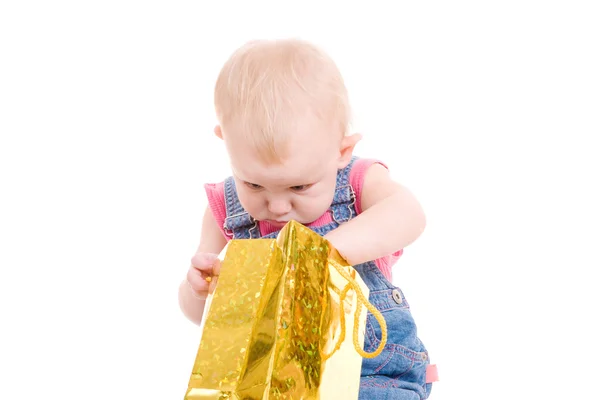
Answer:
204;158;403;280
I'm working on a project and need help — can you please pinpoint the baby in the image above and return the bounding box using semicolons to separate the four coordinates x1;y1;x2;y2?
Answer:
179;38;435;399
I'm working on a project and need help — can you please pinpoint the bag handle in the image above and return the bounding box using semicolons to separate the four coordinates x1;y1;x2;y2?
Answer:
321;259;388;360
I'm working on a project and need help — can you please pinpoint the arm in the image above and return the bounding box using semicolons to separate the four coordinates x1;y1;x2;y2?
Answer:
178;205;227;325
324;164;426;266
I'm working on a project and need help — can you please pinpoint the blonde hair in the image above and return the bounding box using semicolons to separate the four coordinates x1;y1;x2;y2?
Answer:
214;39;351;163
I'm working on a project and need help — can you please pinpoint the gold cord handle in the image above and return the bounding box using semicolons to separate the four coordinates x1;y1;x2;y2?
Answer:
321;260;387;360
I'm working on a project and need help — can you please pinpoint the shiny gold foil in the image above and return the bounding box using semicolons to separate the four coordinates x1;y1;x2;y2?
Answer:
184;221;369;399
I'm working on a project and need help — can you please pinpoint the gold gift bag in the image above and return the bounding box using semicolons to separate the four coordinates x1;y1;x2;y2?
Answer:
184;220;387;399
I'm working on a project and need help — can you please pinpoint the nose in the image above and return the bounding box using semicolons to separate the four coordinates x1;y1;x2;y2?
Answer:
267;198;292;217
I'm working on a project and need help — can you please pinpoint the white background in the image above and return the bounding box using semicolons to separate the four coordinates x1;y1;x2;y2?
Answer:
1;1;598;399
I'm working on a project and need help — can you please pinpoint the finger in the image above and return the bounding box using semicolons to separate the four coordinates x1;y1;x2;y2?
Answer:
187;268;210;293
186;280;207;301
190;253;219;272
191;256;221;277
210;258;221;276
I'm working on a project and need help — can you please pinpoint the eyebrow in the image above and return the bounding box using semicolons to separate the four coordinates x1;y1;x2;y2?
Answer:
243;180;315;188
235;169;323;188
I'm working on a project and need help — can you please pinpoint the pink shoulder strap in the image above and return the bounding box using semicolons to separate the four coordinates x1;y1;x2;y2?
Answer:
204;182;229;240
349;158;388;214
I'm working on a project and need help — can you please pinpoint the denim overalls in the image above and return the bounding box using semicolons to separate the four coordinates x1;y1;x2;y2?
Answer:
222;157;433;400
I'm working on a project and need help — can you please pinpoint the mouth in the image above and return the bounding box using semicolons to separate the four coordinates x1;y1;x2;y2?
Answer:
264;219;288;228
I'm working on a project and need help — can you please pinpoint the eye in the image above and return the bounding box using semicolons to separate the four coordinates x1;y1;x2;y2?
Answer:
244;182;263;190
290;184;313;192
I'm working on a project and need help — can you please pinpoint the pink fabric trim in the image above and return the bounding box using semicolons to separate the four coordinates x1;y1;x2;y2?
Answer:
204;182;228;240
349;159;403;279
426;364;439;383
203;158;405;280
349;158;388;214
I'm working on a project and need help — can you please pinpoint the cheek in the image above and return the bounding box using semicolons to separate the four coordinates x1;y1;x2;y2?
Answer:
237;190;262;214
300;185;336;215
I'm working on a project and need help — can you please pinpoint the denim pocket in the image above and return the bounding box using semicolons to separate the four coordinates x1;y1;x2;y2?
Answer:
362;306;429;378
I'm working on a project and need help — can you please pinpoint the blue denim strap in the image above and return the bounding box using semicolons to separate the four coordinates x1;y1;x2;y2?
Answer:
329;157;358;224
222;177;259;239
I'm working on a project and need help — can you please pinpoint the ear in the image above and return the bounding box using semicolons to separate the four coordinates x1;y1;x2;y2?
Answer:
337;133;362;168
214;125;223;140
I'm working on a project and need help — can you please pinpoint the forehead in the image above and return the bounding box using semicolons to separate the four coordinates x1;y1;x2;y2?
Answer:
229;139;337;186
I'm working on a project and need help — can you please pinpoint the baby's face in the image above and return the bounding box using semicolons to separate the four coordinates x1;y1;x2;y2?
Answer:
224;127;349;228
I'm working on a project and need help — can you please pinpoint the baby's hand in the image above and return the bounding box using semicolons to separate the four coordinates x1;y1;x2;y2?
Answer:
187;252;221;299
